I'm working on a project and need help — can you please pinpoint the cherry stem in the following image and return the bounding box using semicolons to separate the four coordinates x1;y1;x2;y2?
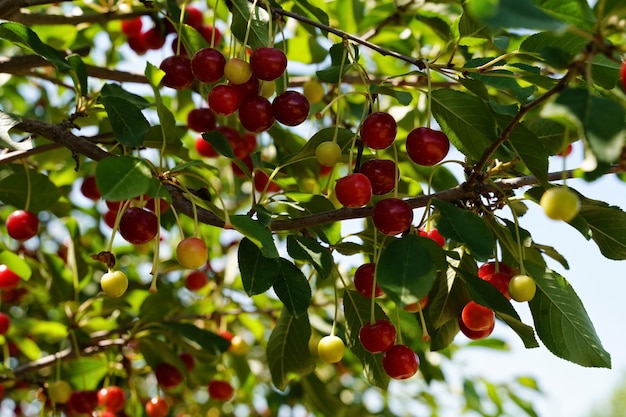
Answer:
331;276;338;337
22;160;32;212
416;299;430;342
150;198;162;292
240;0;259;60
395;306;403;344
106;199;131;253
425;60;432;130
210;0;219;48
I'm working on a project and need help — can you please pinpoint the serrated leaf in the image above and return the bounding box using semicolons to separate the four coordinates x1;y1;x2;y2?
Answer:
342;289;390;389
0;111;28;151
162;322;230;353
66;54;88;97
238;237;280;295
0;22;71;70
534;0;596;30
504;117;549;185
0;170;60;212
292;0;330;27
431;199;495;261
144;63;179;148
230;0;269;49
527;264;611;368
267;308;315;390
273;258;312;318
98;96;149;147
369;85;413;105
201;130;235;158
430;89;499;162
95;156;152;201
66;357;109;391
427;253;472;329
429;318;460;351
179;23;209;57
467;0;565;31
577;195;626;260
101;83;150;108
230;215;279;258
376;234;437;307
286;235;333;279
139;337;188;374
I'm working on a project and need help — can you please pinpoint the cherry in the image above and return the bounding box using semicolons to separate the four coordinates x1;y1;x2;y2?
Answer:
558;143;573;157
191;48;226;83
199;25;222;46
353;263;383;298
100;270;128;298
231;75;261;99
121;17;142;37
187;108;216;133
621;60;626;91
118;207;158;245
508;274;537;302
179;351;195;371
360;112;397;150
145;397;169;417
217;125;249;159
103;210;119;229
0;265;21;291
359;320;396;353
176;237;208;269
6;209;39;241
418;228;445;247
195;136;219;158
154;363;183;389
382;344;419;379
238;95;275;132
484;272;512;299
317;335;345;364
540;186;580;222
145;197;169;213
97;385;125;412
372;198;413;236
272;90;310;126
224;58;252;85
461;301;495;331
359;159;397;195
458;316;495;340
334;173;372;208
0;313;10;335
185;270;209;291
208;380;234;401
403;294;429;313
127;35;148;55
143;27;166;50
478;261;514;279
253;170;281;193
68;390;98;414
241;132;257;154
184;6;204;29
302;80;325;104
80;175;101;200
406;127;450;166
315;141;342;167
249;47;288;81
160;55;194;90
208;84;242;116
232;155;254;178
48;380;72;404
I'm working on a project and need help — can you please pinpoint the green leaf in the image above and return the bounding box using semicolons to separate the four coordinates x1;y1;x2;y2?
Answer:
316;42;355;83
178;24;209;57
534;0;596;30
273;258;312;318
95;156;152;201
301;373;347;417
66;357;109;390
97;96;150;147
139;337;188;375
430;89;499;162
0;251;32;280
542;88;625;163
369;85;414;106
527;264;611;368
520;31;588;69
201;130;235;158
10;335;41;361
238;237;280;295
375;234;437;308
267;308;315;390
466;0;565;30
162;322;230;354
144;63;179;148
427;251;472;329
66;54;88;97
342;289;390;389
101;83;150;108
0;111;27;151
229;214;279;258
0;22;71;70
292;0;330;28
431;199;495;261
286;235;333;280
577;195;626;260
230;0;269;49
504;118;549;185
0;169;61;213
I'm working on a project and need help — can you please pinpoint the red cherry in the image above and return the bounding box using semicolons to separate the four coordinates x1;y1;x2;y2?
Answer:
160;55;194;90
195;136;219;158
458;316;495;340
558;143;573;157
145;397;169;417
360;112;397;150
80;175;101;200
334;173;372;208
241;133;257;153
353;263;383;298
359;159;397;195
191;48;226;83
6;209;39;241
238;96;275;133
208;380;234;401
0;265;21;291
145;198;169;214
97;386;125;412
103;210;119;229
382;345;419;379
461;301;495;331
249;47;288;81
253;170;281;193
208;84;242;116
620;60;626;91
272;91;310;126
0;313;11;335
185;270;209;291
199;25;222;46
232;155;253;178
372;198;413;236
154;363;183;389
127;35;148;55
118;207;158;245
406;127;450;166
231;76;261;100
121;17;143;37
187;108;217;133
359;320;396;353
179;352;195;371
184;6;204;29
484;272;513;299
477;261;514;278
68;390;98;414
418;228;445;247
143;27;166;50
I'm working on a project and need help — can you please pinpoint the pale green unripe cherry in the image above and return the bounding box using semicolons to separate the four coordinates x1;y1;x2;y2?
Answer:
539;186;580;222
48;380;72;404
303;80;325;104
101;270;129;298
508;274;537;302
224;58;252;85
317;335;345;364
315;141;342;167
176;237;208;269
